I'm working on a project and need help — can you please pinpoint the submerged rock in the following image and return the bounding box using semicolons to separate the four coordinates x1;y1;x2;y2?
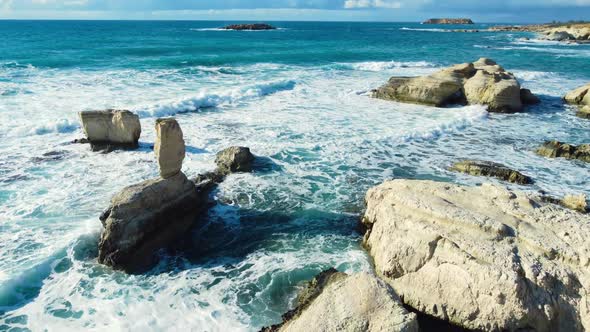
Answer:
155;118;185;179
536;140;590;162
78;110;141;151
450;160;533;184
362;179;590;331
222;23;276;30
262;269;418;332
372;58;536;112
215;146;255;174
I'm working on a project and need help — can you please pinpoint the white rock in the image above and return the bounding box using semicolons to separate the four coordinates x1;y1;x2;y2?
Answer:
79;109;141;145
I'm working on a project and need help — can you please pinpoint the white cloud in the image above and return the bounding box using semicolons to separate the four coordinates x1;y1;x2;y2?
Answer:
344;0;402;8
0;0;13;11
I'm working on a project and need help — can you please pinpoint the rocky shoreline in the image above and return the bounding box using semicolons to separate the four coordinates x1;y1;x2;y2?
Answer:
423;18;474;25
489;22;590;43
77;54;589;329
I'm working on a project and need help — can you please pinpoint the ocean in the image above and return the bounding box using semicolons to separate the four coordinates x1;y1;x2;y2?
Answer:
0;20;589;331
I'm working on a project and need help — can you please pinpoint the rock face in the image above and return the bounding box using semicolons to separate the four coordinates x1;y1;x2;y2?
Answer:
362;179;590;331
98;172;205;272
565;83;590;119
450;160;533;184
263;269;418;332
155;118;185;179
521;88;541;104
79;110;141;150
215;146;255;174
423;18;474;24
536;140;590;162
373;58;535;112
222;23;276;30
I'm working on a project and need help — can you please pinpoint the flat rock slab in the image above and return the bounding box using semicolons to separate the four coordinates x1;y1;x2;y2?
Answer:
362;179;590;331
450;160;533;184
78;110;141;150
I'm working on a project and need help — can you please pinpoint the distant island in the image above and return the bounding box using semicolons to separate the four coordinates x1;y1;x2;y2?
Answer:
222;23;276;31
423;18;474;24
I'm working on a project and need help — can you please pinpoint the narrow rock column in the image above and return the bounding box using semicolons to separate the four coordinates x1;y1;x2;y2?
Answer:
155;118;185;179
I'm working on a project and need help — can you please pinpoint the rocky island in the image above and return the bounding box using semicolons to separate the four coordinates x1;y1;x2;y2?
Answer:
423;18;474;24
222;23;276;30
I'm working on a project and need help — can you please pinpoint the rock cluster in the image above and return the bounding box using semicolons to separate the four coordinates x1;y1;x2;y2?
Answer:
564;83;590;119
362;179;590;331
262;269;418;332
372;58;538;112
78;109;141;151
422;18;474;24
536;140;590;163
489;23;590;43
450;160;533;184
222;23;276;30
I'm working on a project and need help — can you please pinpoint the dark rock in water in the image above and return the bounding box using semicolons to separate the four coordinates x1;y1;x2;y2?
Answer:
31;150;70;163
222;23;276;31
536;140;590;162
260;269;418;332
450;160;533;184
98;172;208;273
520;88;541;105
423;18;474;24
215;146;255;174
72;138;90;144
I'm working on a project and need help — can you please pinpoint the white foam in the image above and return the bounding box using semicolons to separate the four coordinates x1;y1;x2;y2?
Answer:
338;60;436;72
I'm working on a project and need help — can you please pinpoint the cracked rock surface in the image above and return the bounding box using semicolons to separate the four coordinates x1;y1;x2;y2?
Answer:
362;179;590;331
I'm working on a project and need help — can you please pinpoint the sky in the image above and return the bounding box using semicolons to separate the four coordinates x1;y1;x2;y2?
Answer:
1;0;590;23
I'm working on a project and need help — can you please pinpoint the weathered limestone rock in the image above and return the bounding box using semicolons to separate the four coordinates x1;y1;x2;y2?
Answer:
362;179;590;331
263;269;418;332
562;194;589;213
155;118;185;179
536;140;590;163
450;160;533;184
544;30;576;41
78;110;141;150
565;83;590;119
373;58;535;112
215;146;255;174
98;172;206;272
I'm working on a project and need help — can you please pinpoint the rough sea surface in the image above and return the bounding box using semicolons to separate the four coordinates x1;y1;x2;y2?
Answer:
0;20;589;331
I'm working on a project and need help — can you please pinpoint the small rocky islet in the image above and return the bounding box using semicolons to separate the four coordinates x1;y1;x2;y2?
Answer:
222;23;276;30
74;51;590;329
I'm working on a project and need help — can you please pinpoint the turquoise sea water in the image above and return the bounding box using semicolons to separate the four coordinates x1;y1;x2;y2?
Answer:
0;20;589;331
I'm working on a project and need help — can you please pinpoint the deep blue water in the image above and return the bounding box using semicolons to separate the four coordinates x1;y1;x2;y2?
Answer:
0;20;589;331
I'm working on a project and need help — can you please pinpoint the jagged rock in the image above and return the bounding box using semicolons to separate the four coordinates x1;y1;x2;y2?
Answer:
423;18;474;24
450;160;533;184
262;269;418;332
155;118;185;179
536;140;590;162
544;30;576;41
362;179;590;331
222;23;276;30
98;172;207;272
373;58;535;112
521;88;541;104
78;110;141;151
215;146;255;174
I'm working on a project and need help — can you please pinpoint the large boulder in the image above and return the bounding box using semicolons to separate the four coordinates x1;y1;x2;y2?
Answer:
450;160;533;184
263;269;418;332
362;179;590;331
215;146;255;174
98;172;205;272
78;110;141;150
536;140;590;163
155;118;185;179
544;30;576;41
373;58;535;112
564;83;590;119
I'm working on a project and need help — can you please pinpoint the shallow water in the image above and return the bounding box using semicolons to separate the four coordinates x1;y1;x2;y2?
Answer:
0;20;589;331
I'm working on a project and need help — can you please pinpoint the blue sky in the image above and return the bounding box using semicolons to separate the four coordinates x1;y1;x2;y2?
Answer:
1;0;590;22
